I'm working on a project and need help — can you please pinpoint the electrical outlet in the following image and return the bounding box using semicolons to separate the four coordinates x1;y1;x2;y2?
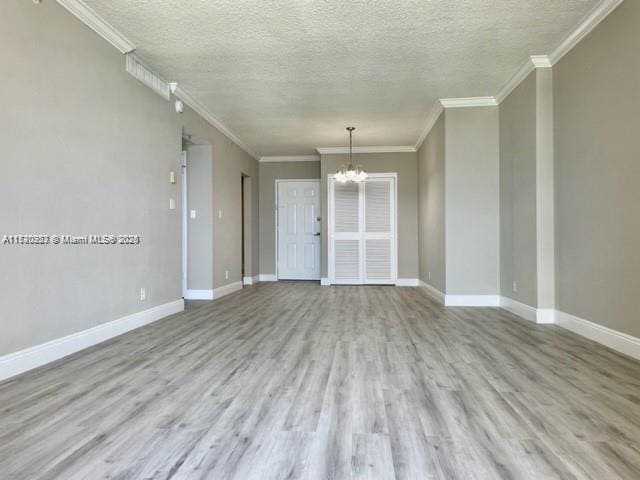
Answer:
428;271;431;281
169;198;176;210
140;287;146;301
218;210;223;219
225;270;229;280
512;281;517;293
190;209;196;219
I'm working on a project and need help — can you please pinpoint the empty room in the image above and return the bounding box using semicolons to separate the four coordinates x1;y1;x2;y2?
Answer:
2;0;640;478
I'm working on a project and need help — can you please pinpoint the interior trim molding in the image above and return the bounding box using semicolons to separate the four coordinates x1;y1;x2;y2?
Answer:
55;0;258;160
56;0;135;54
243;276;260;285
184;289;214;300
259;155;319;163
414;101;444;150
536;309;555;325
0;299;184;382
547;0;625;65
396;278;419;287
444;295;500;307
496;58;537;103
530;55;552;68
316;146;416;155
499;296;538;323
416;0;623;147
212;281;243;299
440;97;498;108
418;280;445;304
555;309;640;361
259;274;278;282
173;86;257;160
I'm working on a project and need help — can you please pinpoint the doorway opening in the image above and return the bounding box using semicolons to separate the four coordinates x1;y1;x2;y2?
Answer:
241;174;253;285
181;128;213;300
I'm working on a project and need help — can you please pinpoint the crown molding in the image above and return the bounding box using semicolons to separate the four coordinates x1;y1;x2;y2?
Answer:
495;55;550;103
548;0;625;65
174;86;257;159
530;55;552;68
259;155;319;163
414;101;444;150
415;0;623;143
316;146;416;155
56;0;135;54
440;97;498;108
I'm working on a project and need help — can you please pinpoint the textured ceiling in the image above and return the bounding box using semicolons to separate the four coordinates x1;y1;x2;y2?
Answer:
85;0;600;156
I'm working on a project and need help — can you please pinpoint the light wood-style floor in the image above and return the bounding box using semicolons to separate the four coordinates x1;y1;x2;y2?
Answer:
2;282;640;479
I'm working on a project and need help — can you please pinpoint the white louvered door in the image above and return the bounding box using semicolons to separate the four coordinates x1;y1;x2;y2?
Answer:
330;181;363;284
329;174;396;285
364;177;396;284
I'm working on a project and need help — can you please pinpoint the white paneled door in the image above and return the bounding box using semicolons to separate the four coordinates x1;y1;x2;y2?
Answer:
277;180;321;280
329;174;397;285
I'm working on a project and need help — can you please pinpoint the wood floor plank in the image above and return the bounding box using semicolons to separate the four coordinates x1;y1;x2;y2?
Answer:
1;282;639;479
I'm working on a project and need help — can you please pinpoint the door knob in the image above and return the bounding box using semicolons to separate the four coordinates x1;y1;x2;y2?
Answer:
314;233;321;236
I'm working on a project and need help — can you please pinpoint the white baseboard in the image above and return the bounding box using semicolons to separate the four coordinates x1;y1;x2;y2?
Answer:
243;276;260;285
418;280;445;304
536;308;555;324
396;278;419;287
555;310;640;361
212;281;243;299
259;274;278;282
0;299;184;382
184;289;213;300
499;296;538;322
445;295;500;307
499;297;556;324
320;277;331;286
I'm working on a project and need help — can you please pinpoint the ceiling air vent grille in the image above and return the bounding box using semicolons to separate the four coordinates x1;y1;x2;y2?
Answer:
125;54;170;100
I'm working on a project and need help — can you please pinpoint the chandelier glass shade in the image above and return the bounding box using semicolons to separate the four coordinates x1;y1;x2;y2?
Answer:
334;127;368;183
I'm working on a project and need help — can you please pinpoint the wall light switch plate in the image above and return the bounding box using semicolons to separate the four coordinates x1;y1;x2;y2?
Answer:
218;210;223;219
190;210;196;219
169;198;176;210
140;287;146;301
225;270;229;280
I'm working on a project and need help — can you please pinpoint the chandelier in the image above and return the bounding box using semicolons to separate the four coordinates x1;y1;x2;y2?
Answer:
334;127;368;183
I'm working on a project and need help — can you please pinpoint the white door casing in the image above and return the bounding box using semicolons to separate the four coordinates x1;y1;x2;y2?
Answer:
276;180;321;280
328;173;397;285
181;150;188;297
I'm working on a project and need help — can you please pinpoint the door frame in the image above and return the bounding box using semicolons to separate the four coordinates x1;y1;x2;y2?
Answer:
181;150;188;298
327;172;398;285
275;178;321;281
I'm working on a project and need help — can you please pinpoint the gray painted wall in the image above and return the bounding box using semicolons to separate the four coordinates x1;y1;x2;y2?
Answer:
0;0;258;356
554;0;640;337
320;153;419;280
499;71;538;306
186;145;213;290
417;112;446;292
445;107;500;295
259;162;321;276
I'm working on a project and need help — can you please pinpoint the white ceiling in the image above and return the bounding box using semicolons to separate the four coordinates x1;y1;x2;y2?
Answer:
84;0;600;156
